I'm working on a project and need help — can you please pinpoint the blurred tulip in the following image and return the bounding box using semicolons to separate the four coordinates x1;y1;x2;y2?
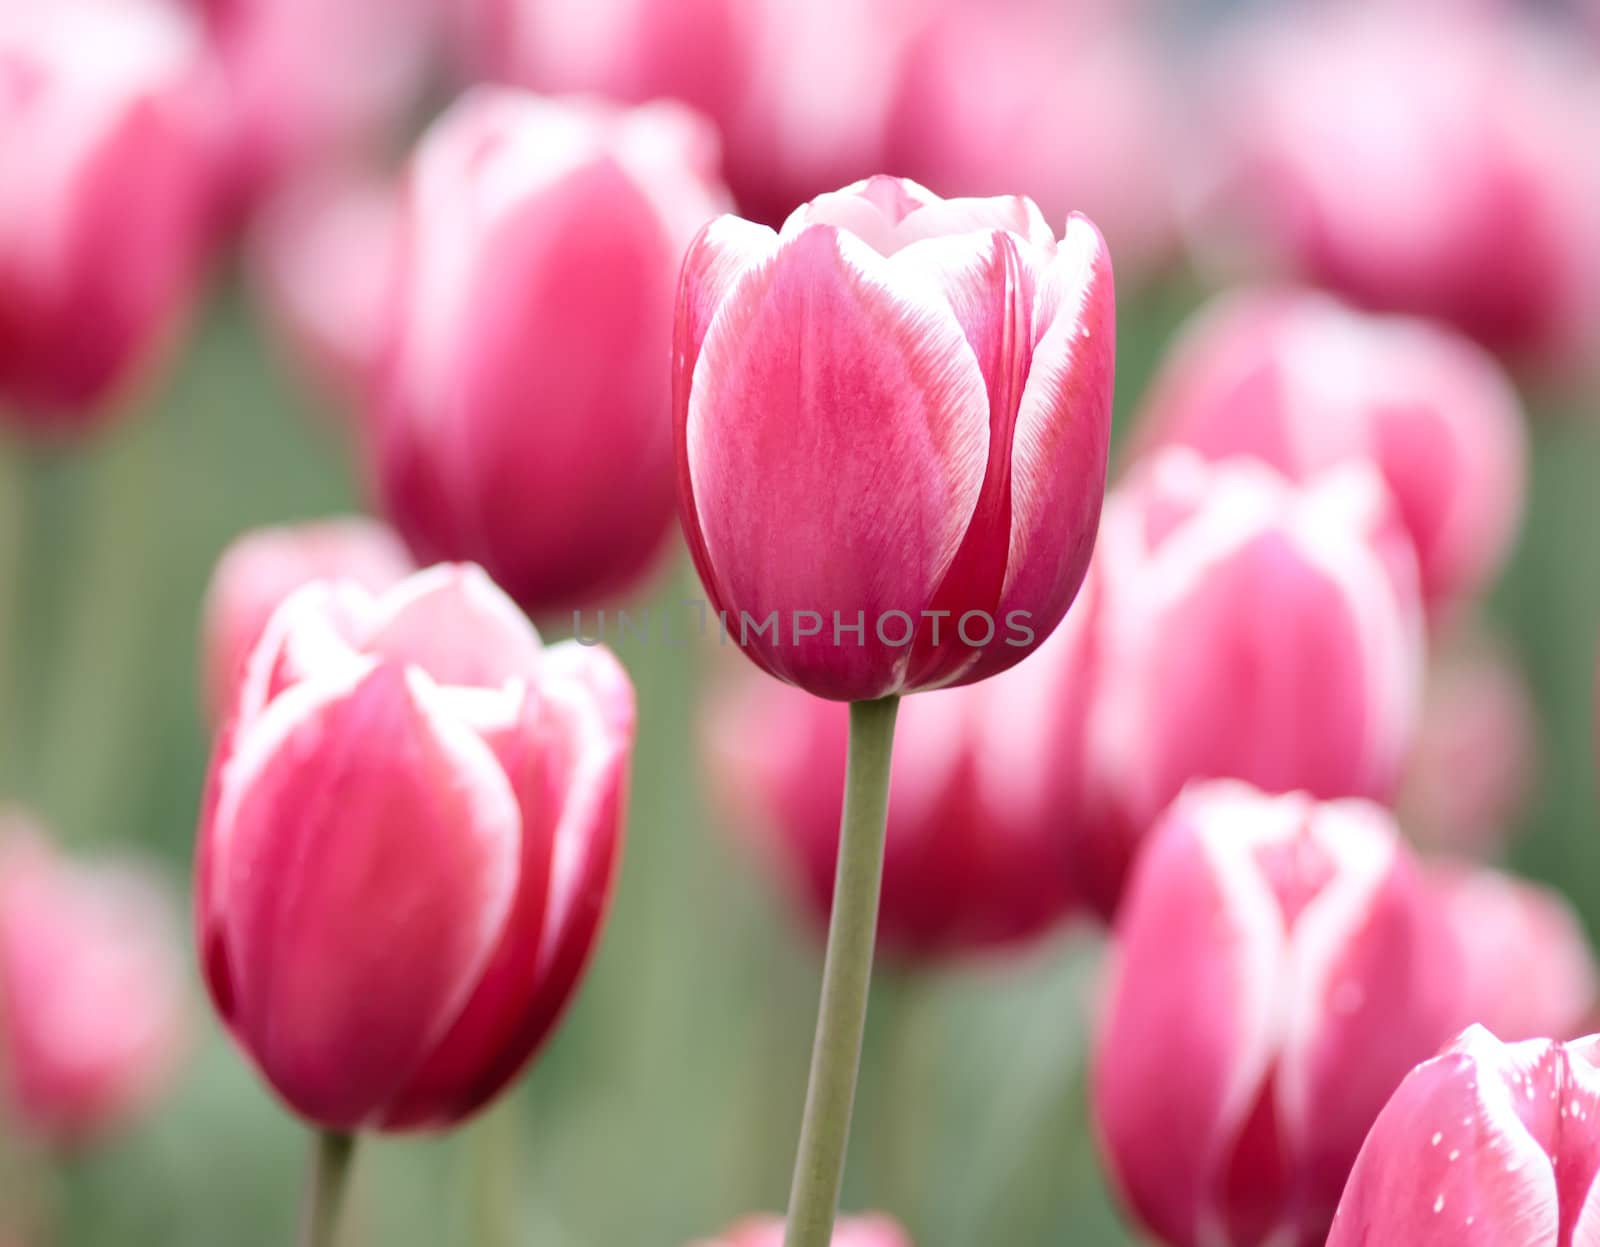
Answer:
1095;782;1462;1247
693;1215;911;1247
1060;449;1424;918
0;0;218;428
1327;1025;1600;1246
196;564;634;1130
1137;288;1526;607
706;643;1081;958
676;175;1115;701
1193;6;1600;363
1431;861;1597;1043
199;516;414;724
884;0;1176;276
0;816;187;1144
375;90;726;615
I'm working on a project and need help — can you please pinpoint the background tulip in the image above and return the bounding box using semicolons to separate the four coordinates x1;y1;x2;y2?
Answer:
0;0;218;427
675;175;1115;701
693;1214;911;1247
1137;288;1526;607
196;564;634;1130
1094;781;1463;1247
374;90;727;615
0;816;187;1144
1327;1026;1600;1246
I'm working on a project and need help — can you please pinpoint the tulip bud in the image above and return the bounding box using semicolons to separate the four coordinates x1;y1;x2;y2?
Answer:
196;564;635;1130
0;816;187;1144
1094;782;1463;1247
199;517;414;725
1137;288;1526;607
1430;862;1598;1043
692;1214;911;1247
0;0;218;427
675;175;1115;701
1328;1026;1600;1246
374;90;727;614
1063;449;1424;918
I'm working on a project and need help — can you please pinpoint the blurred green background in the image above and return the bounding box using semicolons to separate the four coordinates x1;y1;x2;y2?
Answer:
0;270;1595;1246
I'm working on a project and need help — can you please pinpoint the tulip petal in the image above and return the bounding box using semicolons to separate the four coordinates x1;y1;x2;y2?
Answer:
364;564;542;687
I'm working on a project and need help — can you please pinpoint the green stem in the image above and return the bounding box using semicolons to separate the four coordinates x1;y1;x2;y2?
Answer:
783;695;900;1247
0;436;23;780
298;1131;357;1247
468;1097;520;1247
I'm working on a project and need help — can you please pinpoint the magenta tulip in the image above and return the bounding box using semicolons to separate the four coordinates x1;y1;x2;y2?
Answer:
1328;1026;1600;1246
1094;781;1463;1247
0;816;187;1144
199;516;414;724
693;1215;911;1247
0;0;219;427
675;175;1115;701
1138;288;1526;607
196;564;634;1130
375;90;727;614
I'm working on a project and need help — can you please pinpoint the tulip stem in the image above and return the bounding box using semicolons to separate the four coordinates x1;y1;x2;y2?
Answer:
783;695;900;1247
298;1131;356;1247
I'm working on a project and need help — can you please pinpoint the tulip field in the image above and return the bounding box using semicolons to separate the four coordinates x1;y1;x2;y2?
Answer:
3;2;1600;1247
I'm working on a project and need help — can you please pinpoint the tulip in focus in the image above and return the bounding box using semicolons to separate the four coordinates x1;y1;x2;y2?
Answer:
675;175;1115;701
196;564;634;1130
1137;288;1526;607
693;1215;911;1247
1059;449;1424;918
0;0;218;427
1095;781;1462;1247
0;816;187;1144
1327;1026;1600;1245
199;516;414;723
375;90;727;614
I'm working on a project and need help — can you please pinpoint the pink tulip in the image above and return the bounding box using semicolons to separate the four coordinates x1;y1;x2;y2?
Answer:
1193;6;1600;363
1137;288;1526;607
199;516;414;724
374;90;727;615
707;642;1080;958
1327;1026;1600;1246
1060;448;1424;918
675;175;1115;701
692;1214;911;1247
1431;862;1597;1044
1094;782;1463;1247
0;816;187;1144
196;564;634;1130
0;0;219;427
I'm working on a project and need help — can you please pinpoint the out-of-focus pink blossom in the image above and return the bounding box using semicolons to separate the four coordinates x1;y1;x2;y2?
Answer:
1327;1026;1600;1246
196;565;634;1131
1193;6;1600;364
199;516;414;724
1137;288;1526;607
0;816;187;1145
1430;861;1597;1044
0;0;219;428
375;90;727;615
692;1214;911;1247
1059;449;1424;919
1095;782;1463;1247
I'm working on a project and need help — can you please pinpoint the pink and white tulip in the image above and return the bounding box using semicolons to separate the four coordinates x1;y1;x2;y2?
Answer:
675;175;1116;701
375;90;727;614
1327;1026;1600;1246
1137;288;1526;607
692;1214;911;1247
1094;782;1463;1247
196;564;634;1130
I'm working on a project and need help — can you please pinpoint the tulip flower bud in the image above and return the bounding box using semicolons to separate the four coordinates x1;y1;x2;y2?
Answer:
375;90;727;614
675;175;1115;701
692;1214;911;1247
0;0;218;427
706;637;1080;958
1328;1026;1600;1246
1138;288;1526;607
200;517;414;725
1063;449;1424;917
0;816;187;1144
1094;782;1463;1247
196;564;634;1131
1431;862;1598;1043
